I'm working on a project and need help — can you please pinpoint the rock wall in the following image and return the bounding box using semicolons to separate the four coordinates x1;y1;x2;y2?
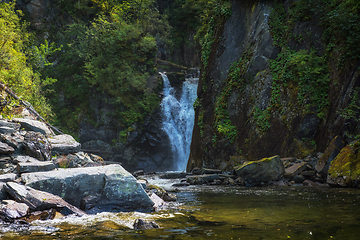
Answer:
187;0;360;171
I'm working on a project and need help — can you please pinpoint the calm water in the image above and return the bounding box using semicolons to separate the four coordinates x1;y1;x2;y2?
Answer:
1;176;360;240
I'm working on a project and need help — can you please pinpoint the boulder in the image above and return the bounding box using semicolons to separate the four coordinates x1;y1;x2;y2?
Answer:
315;136;344;176
47;134;81;154
186;174;220;185
23;132;51;161
4;182;85;216
0;182;9;200
327;140;360;187
233;156;285;186
284;162;307;178
149;193;167;211
21;164;154;211
12;118;52;136
0;173;17;182
0;120;20;131
12;155;39;164
0;142;15;154
17;160;55;173
133;218;160;230
0;133;24;149
0;200;29;220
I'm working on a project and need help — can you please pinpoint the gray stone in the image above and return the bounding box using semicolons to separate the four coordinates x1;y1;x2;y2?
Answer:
0;173;17;182
4;182;85;216
284;162;307;178
0;133;24;149
292;174;305;184
13;118;52;136
48;134;81;154
315;136;344;176
234;156;285;186
23;132;51;161
21;164;154;211
0;127;17;135
17;161;55;173
0;142;15;154
0;120;20;131
149;193;167;211
0;182;9;200
133;218;160;230
186;174;220;185
12;155;39;164
0;200;29;220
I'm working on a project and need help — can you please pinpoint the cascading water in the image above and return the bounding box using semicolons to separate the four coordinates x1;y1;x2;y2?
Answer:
160;72;198;171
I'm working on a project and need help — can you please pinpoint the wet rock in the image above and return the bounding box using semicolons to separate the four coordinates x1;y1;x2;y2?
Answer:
12;118;52;136
235;177;245;186
23;132;51;161
48;134;81;154
315;136;344;176
191;167;202;175
160;172;187;179
17;160;55;173
172;181;190;187
201;168;222;174
21;164;154;211
133;218;160;230
149;193;167;211
24;208;58;223
4;182;85;216
0;142;15;154
133;170;145;177
187;174;220;185
0;173;17;182
233;156;285;186
284;162;307;178
0;200;29;221
147;185;177;202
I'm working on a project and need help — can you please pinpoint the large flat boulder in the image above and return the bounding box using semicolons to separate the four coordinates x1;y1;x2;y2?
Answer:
21;164;154;212
12;118;52;136
48;134;81;154
234;156;285;186
4;182;85;216
17;160;55;173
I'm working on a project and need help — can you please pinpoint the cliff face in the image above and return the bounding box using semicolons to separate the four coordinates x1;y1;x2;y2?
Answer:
187;0;360;171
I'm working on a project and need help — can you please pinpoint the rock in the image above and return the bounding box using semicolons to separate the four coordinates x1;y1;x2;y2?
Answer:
303;180;318;186
160;172;187;179
0;173;17;182
191;167;202;175
74;152;93;166
186;174;220;185
292;175;305;184
53;154;80;168
89;154;104;165
17;160;55;173
0;120;20;132
12;155;39;164
24;208;58;223
0;200;29;220
284;162;307;178
21;164;154;211
4;182;85;216
80;193;102;211
133;218;160;230
0;183;9;200
233;156;285;186
201;168;222;174
23;132;51;161
0;133;24;149
0;156;11;168
172;182;190;187
12;118;52;136
315;136;344;176
47;134;81;154
0;142;15;154
327;140;360;187
133;170;145;177
149;193;167;211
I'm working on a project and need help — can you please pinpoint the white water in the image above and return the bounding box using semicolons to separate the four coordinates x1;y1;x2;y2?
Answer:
160;72;198;171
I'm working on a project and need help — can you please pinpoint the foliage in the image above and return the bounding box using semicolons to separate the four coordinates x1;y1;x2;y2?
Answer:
0;1;53;119
252;107;270;133
42;3;163;135
339;87;360;122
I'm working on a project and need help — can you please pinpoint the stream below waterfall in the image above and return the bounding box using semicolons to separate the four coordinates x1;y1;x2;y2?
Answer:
2;173;360;240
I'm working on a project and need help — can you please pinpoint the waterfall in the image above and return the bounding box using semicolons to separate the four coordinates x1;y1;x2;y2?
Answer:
160;72;198;171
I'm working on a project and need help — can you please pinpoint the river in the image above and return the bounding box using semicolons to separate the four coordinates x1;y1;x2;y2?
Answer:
2;174;360;240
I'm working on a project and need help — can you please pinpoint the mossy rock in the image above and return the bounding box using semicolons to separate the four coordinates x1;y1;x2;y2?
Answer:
327;140;360;187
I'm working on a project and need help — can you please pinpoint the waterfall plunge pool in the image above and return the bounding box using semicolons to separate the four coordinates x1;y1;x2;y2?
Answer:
2;174;360;240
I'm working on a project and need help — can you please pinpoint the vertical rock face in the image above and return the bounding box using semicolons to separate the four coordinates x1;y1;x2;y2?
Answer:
188;0;360;171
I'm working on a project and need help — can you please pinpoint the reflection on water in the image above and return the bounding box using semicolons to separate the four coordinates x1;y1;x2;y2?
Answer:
1;175;360;240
